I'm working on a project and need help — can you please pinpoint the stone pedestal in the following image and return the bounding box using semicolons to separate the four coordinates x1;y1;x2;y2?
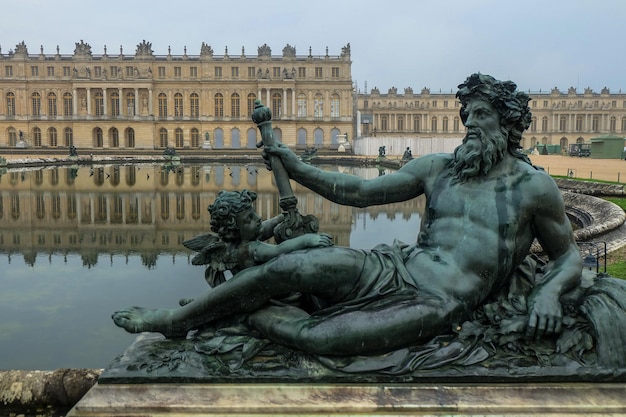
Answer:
68;382;626;416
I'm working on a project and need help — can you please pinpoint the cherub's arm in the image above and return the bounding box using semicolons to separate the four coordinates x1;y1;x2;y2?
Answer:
247;233;333;264
258;213;285;241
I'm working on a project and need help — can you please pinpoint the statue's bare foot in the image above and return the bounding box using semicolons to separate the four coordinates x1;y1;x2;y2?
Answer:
112;306;187;338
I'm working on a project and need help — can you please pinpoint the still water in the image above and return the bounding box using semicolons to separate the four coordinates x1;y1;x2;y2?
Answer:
0;162;424;370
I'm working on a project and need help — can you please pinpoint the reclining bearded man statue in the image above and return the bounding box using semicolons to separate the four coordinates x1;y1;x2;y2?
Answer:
112;73;626;376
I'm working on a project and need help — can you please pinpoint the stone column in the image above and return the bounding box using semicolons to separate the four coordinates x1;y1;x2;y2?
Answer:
134;88;139;116
73;89;78;116
103;88;107;116
86;88;92;116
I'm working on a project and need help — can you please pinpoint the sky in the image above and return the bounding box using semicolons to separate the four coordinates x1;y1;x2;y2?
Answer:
2;0;626;95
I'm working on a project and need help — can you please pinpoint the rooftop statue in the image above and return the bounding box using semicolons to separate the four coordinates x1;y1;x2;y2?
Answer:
111;74;626;379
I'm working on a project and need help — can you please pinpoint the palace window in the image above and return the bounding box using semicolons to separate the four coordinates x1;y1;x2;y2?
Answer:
110;66;119;77
442;117;449;132
47;92;57;117
159;127;168;148
559;116;566;132
330;94;340;119
94;92;104;116
314;94;323;119
33;127;42;147
174;93;183;117
158;66;166;77
94;66;101;77
63;93;73;116
431;117;438;132
175;128;184;147
31;66;39;76
174;67;181;77
126;66;134;77
231;93;240;118
453;117;460;131
6;92;15;117
63;66;71;76
231;67;239;78
47;66;55;76
272;93;281;117
214;93;224;117
5;65;13;76
158;93;168;118
398;116;404;131
215;66;222;77
110;128;119;147
610;116;616;132
32;92;41;116
592;116;599;132
64;128;73;147
191;128;200;148
110;92;120;117
576;116;583;132
331;67;339;78
297;93;307;117
298;67;306;78
190;93;199;118
126;128;135;148
247;67;255;77
247;93;256;116
190;66;197;78
315;67;322;78
273;67;281;78
48;127;57;147
413;116;420;132
541;117;548;132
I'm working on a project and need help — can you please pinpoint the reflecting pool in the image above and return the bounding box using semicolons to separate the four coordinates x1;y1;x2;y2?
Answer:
0;163;424;370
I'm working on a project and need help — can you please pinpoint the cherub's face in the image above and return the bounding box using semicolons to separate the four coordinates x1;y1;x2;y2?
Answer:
235;207;262;242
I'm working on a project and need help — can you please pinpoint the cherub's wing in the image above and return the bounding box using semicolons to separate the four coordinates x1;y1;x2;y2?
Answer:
183;233;238;286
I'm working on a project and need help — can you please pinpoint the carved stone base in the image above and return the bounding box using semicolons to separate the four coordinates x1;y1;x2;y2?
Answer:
68;382;626;416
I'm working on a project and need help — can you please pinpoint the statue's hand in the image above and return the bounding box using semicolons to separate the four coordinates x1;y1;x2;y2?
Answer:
304;232;333;248
262;143;298;172
525;288;563;340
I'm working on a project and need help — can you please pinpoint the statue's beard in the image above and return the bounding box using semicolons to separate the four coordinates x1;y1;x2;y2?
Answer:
450;128;508;183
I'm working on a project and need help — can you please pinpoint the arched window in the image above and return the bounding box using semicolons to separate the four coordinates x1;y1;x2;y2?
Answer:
231;93;240;118
231;128;240;148
6;92;16;117
622;117;626;133
297;93;307;117
190;93;199;118
272;92;282;118
158;93;168;118
610;116;616;132
110;127;119;147
8;128;17;146
214;93;224;117
191;128;200;147
47;93;57;117
174;93;183;117
159;127;168;148
94;92;104;116
247;128;257;149
453;117;460;132
314;128;323;146
110;92;120;117
397;116;404;131
575;116;583;132
442;117;448;132
64;127;73;147
559;116;566;132
94;127;103;147
314;94;323;119
247;93;256;116
592;116;599;132
32;92;41;116
413;116;420;132
381;116;388;131
330;93;340;119
297;128;307;146
33;127;42;146
175;128;184;147
214;128;224;148
431;117;438;132
63;92;73;116
126;128;135;148
48;127;57;147
541;117;548;132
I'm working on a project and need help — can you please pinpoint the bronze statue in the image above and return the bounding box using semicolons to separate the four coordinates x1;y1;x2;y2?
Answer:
111;74;626;375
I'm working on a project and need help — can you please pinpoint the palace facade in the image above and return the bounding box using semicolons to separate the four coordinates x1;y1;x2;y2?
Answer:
357;85;626;154
2;39;626;155
0;41;353;151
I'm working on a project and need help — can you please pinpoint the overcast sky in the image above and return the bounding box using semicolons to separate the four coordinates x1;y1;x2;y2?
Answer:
2;0;625;94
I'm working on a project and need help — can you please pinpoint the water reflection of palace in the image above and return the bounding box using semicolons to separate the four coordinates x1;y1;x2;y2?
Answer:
0;164;425;267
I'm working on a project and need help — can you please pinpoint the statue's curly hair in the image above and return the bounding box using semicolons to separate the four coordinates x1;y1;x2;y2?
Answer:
457;73;532;160
208;190;257;242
